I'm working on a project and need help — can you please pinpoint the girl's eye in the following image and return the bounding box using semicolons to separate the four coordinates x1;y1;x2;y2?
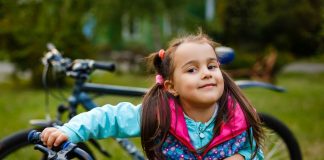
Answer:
208;64;218;70
187;67;197;73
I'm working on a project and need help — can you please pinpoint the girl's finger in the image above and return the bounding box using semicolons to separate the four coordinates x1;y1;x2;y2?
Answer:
46;131;59;148
41;128;51;145
41;128;56;143
54;134;68;147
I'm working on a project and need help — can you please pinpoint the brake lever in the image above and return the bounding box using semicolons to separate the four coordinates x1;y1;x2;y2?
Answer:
55;142;77;159
34;144;57;159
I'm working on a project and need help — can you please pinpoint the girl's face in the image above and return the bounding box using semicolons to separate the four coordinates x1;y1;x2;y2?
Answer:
165;42;224;108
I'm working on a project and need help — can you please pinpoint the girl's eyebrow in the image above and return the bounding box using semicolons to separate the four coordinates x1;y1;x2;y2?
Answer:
181;57;218;69
207;57;218;62
181;60;196;69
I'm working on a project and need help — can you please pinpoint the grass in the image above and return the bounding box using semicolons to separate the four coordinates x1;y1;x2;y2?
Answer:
244;73;324;160
0;71;323;159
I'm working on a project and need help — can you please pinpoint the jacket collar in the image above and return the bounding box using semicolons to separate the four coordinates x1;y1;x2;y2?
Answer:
168;97;248;154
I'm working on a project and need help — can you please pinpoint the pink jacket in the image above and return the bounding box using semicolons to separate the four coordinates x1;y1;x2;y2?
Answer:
164;97;249;159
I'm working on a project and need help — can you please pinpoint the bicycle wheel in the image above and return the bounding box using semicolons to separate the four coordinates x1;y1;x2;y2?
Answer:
259;113;302;160
0;128;95;160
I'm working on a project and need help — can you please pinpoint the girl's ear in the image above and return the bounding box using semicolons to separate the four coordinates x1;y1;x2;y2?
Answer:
164;80;178;97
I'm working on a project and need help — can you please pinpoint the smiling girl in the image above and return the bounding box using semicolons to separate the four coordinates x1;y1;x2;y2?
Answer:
41;32;264;160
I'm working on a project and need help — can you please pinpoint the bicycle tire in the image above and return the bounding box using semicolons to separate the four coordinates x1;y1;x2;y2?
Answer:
0;128;95;159
259;113;302;160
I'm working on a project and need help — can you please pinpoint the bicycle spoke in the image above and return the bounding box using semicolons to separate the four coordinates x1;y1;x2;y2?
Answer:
264;129;289;160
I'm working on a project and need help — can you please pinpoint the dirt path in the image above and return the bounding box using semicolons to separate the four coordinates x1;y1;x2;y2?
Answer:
282;62;324;73
0;62;14;81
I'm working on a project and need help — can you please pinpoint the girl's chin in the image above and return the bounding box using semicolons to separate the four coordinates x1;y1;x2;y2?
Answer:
197;97;219;105
199;93;221;100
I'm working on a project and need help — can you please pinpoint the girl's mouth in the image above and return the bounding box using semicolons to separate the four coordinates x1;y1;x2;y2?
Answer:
199;83;216;89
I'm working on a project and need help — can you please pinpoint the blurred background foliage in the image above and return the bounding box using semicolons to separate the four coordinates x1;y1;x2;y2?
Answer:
0;0;323;86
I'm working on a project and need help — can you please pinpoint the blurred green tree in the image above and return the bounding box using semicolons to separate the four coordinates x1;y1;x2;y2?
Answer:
0;0;188;86
0;0;323;87
0;0;94;87
213;0;323;57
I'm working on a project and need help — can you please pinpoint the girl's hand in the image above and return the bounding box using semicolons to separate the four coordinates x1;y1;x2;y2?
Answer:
224;154;244;160
40;127;68;148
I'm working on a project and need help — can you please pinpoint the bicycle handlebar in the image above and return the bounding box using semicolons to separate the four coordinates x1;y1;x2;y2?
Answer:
43;43;115;78
27;130;93;160
92;61;115;71
43;44;235;79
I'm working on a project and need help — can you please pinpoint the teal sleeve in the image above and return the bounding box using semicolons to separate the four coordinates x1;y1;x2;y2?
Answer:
238;128;264;160
57;102;141;143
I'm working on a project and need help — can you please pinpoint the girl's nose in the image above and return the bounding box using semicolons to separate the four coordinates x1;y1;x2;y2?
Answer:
201;68;212;79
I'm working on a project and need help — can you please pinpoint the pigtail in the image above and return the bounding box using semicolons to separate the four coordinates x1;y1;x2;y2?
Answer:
141;51;171;159
215;70;264;159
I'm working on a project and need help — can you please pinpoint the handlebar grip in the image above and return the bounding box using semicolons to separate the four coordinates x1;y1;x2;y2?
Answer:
92;62;115;72
27;130;42;144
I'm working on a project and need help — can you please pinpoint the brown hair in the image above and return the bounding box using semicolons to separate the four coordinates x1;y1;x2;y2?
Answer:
140;32;264;159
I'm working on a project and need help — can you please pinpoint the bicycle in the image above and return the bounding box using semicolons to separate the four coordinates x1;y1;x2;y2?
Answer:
0;45;302;160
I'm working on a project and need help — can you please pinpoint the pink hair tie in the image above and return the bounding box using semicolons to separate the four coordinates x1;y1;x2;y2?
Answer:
155;74;164;85
158;49;165;59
